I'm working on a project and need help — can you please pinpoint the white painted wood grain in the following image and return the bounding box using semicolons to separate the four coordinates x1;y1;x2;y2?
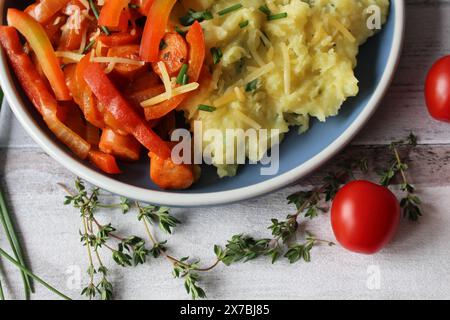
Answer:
2;1;450;300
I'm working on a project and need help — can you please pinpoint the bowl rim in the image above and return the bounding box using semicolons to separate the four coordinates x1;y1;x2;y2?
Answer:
0;0;405;207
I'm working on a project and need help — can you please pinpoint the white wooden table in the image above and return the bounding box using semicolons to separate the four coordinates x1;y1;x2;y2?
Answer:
1;0;450;300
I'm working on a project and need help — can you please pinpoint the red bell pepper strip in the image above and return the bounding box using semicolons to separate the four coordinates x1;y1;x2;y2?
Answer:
7;9;71;101
131;0;154;16
83;62;171;159
0;26;91;159
139;0;177;62
98;28;142;47
99;0;129;29
144;21;206;120
88;150;121;174
26;0;70;24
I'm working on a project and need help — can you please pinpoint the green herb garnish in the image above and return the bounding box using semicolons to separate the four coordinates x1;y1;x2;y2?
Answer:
218;4;243;16
197;104;217;112
210;47;223;64
245;79;258;92
179;9;213;26
268;12;288;21
239;20;249;28
176;64;189;85
89;0;110;35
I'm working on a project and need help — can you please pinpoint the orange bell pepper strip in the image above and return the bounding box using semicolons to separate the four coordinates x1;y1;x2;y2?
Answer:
98;0;129;29
0;26;90;159
139;0;176;62
7;9;71;101
26;0;70;24
83;62;171;159
149;152;195;190
88;150;121;174
144;21;206;120
99;128;141;161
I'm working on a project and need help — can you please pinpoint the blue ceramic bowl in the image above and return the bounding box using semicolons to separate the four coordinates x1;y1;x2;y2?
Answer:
0;0;405;206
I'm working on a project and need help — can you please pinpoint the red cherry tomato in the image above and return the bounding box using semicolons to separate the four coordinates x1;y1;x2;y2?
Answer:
331;180;400;254
425;55;450;122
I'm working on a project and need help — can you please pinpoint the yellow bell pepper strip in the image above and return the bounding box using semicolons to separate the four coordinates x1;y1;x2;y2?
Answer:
7;9;71;101
0;26;91;159
26;0;70;24
139;0;177;62
99;0;130;29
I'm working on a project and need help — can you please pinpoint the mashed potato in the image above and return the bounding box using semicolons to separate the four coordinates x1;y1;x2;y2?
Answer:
179;0;390;177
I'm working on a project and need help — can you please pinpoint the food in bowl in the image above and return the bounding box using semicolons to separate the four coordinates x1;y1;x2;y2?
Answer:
0;0;389;189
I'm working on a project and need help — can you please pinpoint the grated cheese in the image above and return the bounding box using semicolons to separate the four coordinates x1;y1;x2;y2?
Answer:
90;56;146;66
77;27;88;54
79;0;90;9
104;62;116;74
280;42;291;95
53;16;62;26
157;62;173;99
328;16;356;43
55;51;85;62
248;30;266;67
234;87;246;102
235;110;261;130
141;83;200;107
213;89;237;107
244;62;275;83
95;40;103;57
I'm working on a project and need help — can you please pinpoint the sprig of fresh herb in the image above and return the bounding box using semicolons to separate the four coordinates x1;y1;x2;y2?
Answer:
63;179;213;300
61;139;419;300
379;133;422;221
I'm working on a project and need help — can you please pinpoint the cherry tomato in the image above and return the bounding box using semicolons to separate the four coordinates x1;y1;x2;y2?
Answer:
331;180;400;254
425;55;450;122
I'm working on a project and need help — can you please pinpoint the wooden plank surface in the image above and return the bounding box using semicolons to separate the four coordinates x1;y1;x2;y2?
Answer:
1;1;450;300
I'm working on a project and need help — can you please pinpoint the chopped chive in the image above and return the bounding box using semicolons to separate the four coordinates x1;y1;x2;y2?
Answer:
218;4;243;16
83;40;96;54
179;9;213;26
0;184;34;299
268;12;288;21
245;79;258;92
210;47;223;64
182;73;189;85
239;20;249;28
89;0;110;35
176;64;189;85
197;104;217;112
258;5;272;16
175;26;187;37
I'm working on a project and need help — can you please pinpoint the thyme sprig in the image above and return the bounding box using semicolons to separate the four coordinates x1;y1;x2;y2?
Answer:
61;137;420;300
379;133;422;221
